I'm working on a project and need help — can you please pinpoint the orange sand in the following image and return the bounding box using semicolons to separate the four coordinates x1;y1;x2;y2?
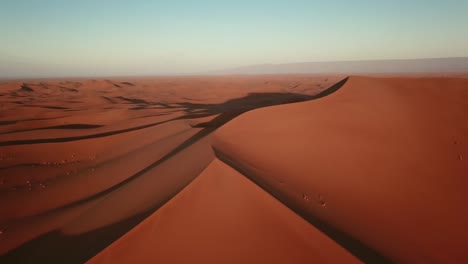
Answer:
1;75;467;263
213;76;468;263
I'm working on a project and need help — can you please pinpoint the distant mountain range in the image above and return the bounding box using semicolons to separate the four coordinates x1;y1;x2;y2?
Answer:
220;57;468;75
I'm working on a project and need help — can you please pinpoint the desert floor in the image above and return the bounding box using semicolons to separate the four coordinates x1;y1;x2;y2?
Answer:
0;74;467;263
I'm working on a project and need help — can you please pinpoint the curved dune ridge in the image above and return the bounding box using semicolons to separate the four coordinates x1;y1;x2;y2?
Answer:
212;76;468;263
0;75;467;263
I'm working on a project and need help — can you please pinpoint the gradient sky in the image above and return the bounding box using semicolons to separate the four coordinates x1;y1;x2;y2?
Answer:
1;0;467;77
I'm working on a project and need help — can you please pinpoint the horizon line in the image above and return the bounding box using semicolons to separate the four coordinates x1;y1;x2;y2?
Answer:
2;56;468;80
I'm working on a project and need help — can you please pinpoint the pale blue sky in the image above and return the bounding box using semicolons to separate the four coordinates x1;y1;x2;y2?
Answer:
1;0;467;77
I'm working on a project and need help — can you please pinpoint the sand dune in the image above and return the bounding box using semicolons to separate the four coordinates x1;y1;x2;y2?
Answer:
1;75;467;263
0;75;343;263
213;76;468;263
87;159;361;264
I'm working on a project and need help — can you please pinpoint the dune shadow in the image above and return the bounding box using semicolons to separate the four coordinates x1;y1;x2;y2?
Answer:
1;210;161;264
100;96;117;104
0;121;17;126
0;124;104;135
19;84;34;92
121;82;135;86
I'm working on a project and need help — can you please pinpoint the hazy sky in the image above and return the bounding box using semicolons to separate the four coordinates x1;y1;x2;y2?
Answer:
1;0;467;77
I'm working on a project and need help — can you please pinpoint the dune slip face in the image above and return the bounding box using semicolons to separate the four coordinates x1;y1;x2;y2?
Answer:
0;75;348;263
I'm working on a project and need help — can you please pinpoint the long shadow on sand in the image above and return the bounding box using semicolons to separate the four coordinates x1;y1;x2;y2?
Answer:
0;77;346;147
0;77;390;264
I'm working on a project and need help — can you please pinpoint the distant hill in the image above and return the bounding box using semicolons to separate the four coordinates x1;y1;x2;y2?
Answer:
220;57;468;75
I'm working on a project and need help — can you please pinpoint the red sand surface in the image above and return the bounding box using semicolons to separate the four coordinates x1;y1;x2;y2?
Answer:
87;159;360;264
0;75;467;263
213;76;468;263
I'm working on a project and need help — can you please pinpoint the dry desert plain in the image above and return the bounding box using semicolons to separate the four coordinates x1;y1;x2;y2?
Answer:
0;74;467;263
